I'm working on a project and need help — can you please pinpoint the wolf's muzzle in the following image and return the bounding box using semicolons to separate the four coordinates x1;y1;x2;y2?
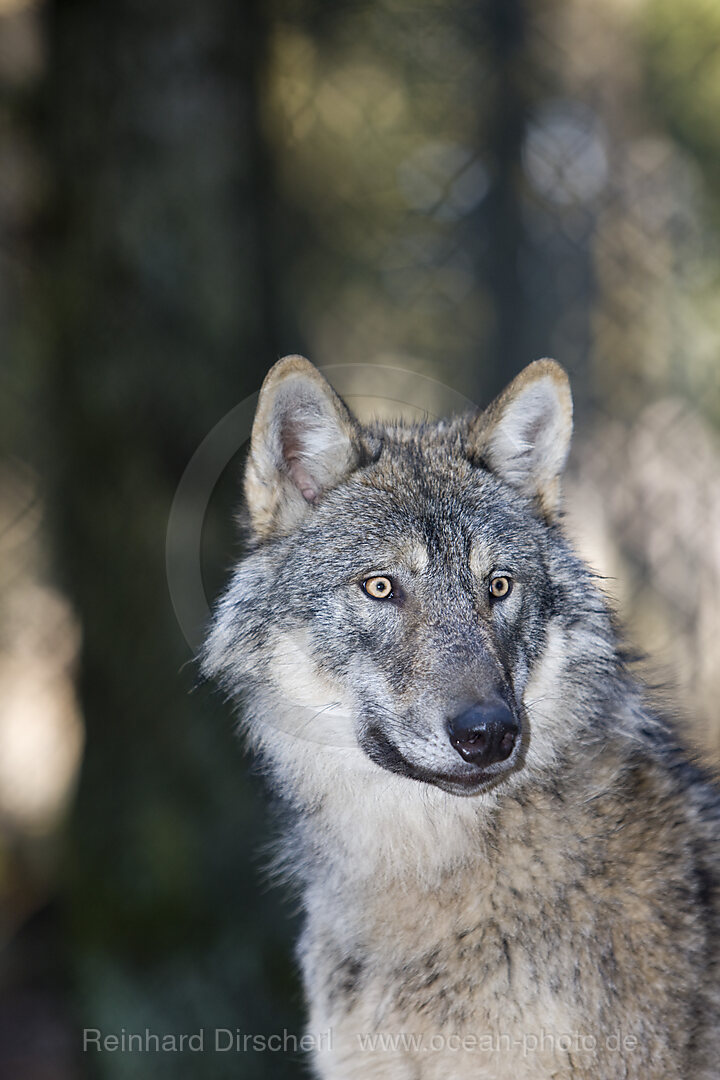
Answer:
447;700;519;769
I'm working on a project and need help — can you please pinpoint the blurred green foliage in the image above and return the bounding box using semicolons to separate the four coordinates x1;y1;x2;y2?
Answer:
644;0;720;201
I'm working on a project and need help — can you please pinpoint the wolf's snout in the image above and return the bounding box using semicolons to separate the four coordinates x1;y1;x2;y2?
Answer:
447;701;519;768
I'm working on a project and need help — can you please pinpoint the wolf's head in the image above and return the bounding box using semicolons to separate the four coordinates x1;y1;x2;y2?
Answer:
204;357;619;819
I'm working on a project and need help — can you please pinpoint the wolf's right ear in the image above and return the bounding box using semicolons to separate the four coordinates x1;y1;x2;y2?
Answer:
245;356;375;539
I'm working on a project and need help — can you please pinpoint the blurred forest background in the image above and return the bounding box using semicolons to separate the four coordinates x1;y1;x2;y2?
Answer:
1;0;720;1076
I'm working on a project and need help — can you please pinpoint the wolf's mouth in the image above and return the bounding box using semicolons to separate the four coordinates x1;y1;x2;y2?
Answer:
360;723;521;796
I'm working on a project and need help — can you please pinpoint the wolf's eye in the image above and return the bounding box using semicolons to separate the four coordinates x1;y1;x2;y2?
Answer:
363;576;394;600
489;575;513;600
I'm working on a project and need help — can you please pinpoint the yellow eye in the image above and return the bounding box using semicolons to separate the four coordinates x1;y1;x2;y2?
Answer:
363;575;393;600
489;575;512;600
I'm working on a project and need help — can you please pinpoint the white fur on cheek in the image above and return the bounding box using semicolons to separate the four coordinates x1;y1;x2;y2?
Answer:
264;630;359;750
521;618;617;777
522;622;572;773
244;631;493;885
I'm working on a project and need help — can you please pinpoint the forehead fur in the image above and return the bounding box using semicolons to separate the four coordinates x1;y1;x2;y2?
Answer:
244;356;573;543
265;415;547;577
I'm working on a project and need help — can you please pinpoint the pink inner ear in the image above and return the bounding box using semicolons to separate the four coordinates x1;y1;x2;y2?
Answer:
286;452;320;503
281;413;322;503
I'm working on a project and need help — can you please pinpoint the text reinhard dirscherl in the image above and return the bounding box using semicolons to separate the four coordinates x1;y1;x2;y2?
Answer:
82;1028;639;1056
82;1029;332;1054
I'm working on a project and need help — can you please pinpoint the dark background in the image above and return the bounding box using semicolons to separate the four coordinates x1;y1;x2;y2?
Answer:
1;0;720;1076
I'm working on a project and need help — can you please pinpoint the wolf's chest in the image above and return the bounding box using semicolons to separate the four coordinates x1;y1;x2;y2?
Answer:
300;848;695;1080
303;914;589;1080
301;875;578;1069
306;890;576;1026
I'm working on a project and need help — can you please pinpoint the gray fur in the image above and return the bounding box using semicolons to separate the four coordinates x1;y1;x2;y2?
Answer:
203;356;720;1079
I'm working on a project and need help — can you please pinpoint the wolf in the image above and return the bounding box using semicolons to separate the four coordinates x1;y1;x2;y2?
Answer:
203;355;720;1079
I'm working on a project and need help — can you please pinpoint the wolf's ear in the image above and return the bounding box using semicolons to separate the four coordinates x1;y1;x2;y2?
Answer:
245;355;373;539
468;359;573;521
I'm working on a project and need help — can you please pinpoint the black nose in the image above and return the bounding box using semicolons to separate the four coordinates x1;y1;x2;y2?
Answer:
447;700;519;768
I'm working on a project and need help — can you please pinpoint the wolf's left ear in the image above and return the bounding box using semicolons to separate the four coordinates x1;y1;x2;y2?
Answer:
468;359;573;521
245;355;375;539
